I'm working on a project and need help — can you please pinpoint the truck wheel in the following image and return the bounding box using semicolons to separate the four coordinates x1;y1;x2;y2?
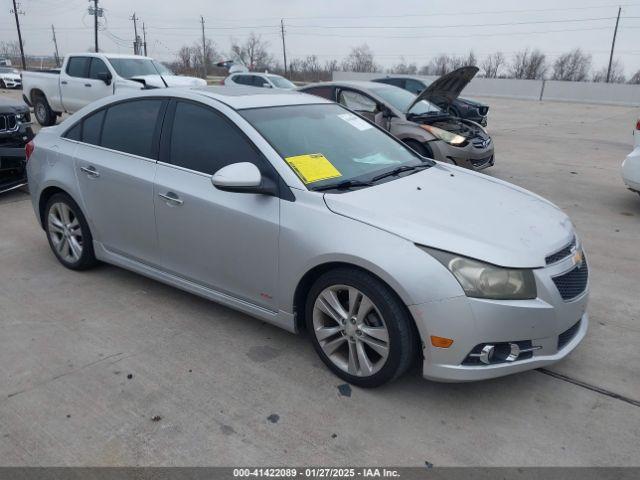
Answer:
33;95;57;126
0;80;5;89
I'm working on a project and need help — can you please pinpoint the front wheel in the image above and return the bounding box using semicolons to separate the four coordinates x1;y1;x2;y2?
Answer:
45;193;98;270
305;268;417;388
33;95;57;126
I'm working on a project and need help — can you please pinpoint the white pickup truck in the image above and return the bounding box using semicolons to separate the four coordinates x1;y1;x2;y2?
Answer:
22;53;207;126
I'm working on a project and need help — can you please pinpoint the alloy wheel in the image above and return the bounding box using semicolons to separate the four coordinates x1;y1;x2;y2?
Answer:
312;285;390;377
47;202;83;264
35;103;47;124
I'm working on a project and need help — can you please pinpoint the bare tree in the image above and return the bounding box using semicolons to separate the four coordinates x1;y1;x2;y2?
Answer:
593;59;626;83
192;38;218;77
230;33;274;71
629;69;640;85
551;49;592;81
427;54;452;76
176;46;193;72
388;57;417;75
481;52;505;78
509;48;547;79
342;44;379;73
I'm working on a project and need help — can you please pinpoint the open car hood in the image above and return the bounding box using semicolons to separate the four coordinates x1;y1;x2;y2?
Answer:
407;66;479;113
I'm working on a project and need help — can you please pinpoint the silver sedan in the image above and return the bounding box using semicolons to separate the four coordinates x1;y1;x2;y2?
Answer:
26;87;588;387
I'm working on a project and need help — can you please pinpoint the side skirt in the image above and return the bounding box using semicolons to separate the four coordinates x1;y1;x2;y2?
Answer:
93;241;297;333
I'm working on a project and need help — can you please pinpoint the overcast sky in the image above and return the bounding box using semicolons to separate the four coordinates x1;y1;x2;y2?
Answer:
3;0;640;75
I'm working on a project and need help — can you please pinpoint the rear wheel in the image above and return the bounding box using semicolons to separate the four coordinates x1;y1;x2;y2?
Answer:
45;193;98;270
305;268;416;388
33;94;57;126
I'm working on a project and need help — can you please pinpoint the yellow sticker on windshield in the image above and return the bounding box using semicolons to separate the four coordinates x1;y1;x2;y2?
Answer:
285;153;342;184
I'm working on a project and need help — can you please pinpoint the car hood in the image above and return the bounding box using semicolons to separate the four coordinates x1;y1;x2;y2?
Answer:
130;74;207;88
408;66;479;113
323;164;574;268
0;96;28;113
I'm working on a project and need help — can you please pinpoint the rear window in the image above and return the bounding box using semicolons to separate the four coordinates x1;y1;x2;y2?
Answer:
101;99;163;158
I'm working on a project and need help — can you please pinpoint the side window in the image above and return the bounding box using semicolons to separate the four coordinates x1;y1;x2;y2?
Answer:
168;101;264;176
66;57;90;78
405;79;425;95
88;58;110;80
81;109;105;145
64;122;81;141
252;76;269;87
232;75;250;85
338;90;378;113
303;86;334;100
101;99;163;158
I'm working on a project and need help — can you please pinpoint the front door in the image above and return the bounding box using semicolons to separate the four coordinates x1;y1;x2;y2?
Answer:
74;98;166;265
153;100;280;310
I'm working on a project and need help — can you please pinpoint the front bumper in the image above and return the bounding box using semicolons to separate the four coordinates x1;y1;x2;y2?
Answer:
409;252;589;382
0;124;33;194
1;78;22;89
430;139;495;171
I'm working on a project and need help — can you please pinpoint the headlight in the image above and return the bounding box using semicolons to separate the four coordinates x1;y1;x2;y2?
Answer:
420;124;467;146
421;247;537;300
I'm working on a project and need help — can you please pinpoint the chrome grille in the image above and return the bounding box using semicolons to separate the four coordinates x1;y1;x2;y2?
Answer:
552;261;588;301
0;114;17;133
545;237;576;265
558;319;581;350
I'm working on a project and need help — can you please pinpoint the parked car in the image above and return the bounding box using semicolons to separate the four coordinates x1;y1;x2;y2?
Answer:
372;69;489;126
622;117;640;197
22;53;207;126
0;97;33;194
27;87;588;387
0;67;22;89
300;68;494;170
224;72;296;90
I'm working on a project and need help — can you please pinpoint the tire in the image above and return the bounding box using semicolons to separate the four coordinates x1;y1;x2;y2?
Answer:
305;268;417;388
0;80;5;89
33;94;57;126
44;193;98;270
404;139;434;159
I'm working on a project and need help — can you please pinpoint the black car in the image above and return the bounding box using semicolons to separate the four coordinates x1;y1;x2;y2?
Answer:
0;97;33;194
373;70;489;126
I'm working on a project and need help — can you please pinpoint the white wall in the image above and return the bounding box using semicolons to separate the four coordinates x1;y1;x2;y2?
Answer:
332;71;640;106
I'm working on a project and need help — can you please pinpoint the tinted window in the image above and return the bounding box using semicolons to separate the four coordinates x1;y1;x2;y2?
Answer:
405;79;426;94
88;58;110;80
303;86;334;100
252;75;269;87
81;110;105;145
168;101;263;175
101;100;163;158
232;75;252;85
66;57;90;77
64;122;81;141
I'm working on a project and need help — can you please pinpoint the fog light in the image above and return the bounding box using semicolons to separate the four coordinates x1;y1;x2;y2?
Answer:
430;336;454;348
479;344;495;364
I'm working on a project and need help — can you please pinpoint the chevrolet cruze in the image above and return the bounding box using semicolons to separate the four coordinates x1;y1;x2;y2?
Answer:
26;87;589;387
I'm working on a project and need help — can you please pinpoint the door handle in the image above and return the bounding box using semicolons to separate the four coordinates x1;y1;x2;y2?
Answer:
80;165;100;178
61;80;68;85
84;83;91;87
158;192;183;206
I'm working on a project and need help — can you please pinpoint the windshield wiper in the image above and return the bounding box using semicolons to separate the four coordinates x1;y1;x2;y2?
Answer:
312;179;374;192
370;164;430;183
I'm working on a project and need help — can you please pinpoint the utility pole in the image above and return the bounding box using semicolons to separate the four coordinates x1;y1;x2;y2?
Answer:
142;22;148;56
87;0;103;52
200;15;207;79
130;13;139;55
51;24;60;67
280;18;288;78
606;6;622;83
10;0;26;70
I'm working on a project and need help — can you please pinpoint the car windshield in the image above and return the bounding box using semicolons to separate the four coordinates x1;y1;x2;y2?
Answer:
370;86;440;116
268;75;296;89
152;61;174;75
241;103;430;191
107;58;162;78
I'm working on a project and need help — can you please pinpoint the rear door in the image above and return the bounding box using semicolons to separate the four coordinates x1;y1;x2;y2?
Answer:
60;56;91;112
74;98;167;265
153;99;280;310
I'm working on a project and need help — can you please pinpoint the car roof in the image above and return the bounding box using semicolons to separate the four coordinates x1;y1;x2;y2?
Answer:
191;86;330;109
66;52;152;60
303;80;396;91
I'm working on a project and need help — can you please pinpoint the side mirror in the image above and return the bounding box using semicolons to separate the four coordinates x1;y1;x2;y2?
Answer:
97;72;112;85
262;82;273;88
211;162;277;195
